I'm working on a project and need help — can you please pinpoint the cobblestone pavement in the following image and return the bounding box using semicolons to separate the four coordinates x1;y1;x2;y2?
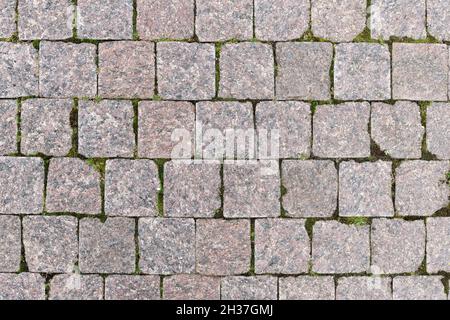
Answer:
0;0;449;301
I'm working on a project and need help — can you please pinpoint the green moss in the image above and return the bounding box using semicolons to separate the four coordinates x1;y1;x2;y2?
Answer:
340;217;370;226
152;94;162;101
305;219;316;240
215;43;222;98
154;159;169;217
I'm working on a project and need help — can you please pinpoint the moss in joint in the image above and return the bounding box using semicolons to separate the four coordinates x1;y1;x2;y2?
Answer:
154;159;169;217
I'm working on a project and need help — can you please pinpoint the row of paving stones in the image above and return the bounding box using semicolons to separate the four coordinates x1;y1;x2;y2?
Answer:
2;0;450;42
2;41;450;100
1;100;449;159
0;157;448;217
1;215;449;275
0;273;448;300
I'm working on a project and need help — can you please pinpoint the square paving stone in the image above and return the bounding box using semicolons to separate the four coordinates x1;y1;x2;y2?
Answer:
157;42;215;100
138;101;195;159
77;0;133;40
18;0;73;40
371;101;424;159
395;161;449;216
78;100;135;158
427;0;450;41
23;216;78;273
224;161;280;218
336;277;392;300
196;0;253;41
312;221;370;274
311;0;367;42
255;0;309;41
255;219;310;274
279;276;335;300
21;99;72;156
105;159;159;217
163;275;220;300
105;275;160;300
46;158;101;214
371;219;425;274
0;157;44;214
427;103;450;159
426;217;450;273
0;43;39;98
256;102;311;159
282;160;337;218
196;219;251;275
165;161;221;218
219;43;274;100
99;41;155;98
0;0;16;38
313;103;371;158
0;273;45;300
392;43;448;101
49;274;103;300
339;161;394;217
79;217;135;274
137;0;194;40
0;100;17;155
334;43;391;100
276;42;332;100
0;216;21;272
139;218;195;274
221;276;278;300
196;102;254;160
39;42;97;98
371;0;426;39
393;276;446;300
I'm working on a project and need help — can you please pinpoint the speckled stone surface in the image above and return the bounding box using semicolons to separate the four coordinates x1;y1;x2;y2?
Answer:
164;275;220;300
395;161;449;216
371;101;424;159
18;0;73;40
0;43;38;98
219;43;274;100
393;276;446;300
0;0;16;38
196;219;250;275
77;0;132;40
196;0;253;41
23;216;78;273
105;275;160;300
139;218;195;274
39;42;97;98
46;158;101;214
221;276;278;300
137;0;194;40
165;161;221;218
313;103;371;158
21;99;72;156
138;101;195;159
392;43;448;101
276;42;332;100
336;277;392;300
224;161;280;218
78;100;134;158
371;219;425;274
99;41;155;98
79;217;135;274
255;219;309;274
157;42;215;100
49;274;103;300
0;157;44;214
279;277;335;300
426;217;450;273
312;221;370;274
282;160;337;218
427;0;450;41
0;216;21;272
427;103;450;159
334;43;391;100
0;273;45;300
339;161;394;217
312;0;367;42
0;100;17;155
105;159;159;217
